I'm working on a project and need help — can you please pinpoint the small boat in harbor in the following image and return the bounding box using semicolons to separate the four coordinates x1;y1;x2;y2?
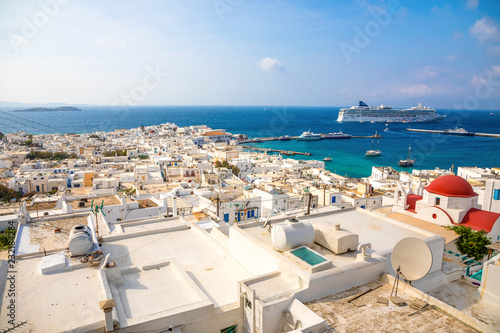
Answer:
443;127;475;136
252;138;263;142
297;130;322;141
398;144;415;167
365;140;382;156
323;131;351;139
323;154;332;162
279;135;291;141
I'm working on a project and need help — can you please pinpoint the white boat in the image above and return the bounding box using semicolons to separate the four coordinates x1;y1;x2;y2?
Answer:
338;101;442;123
443;128;475;136
398;144;415;167
365;140;382;156
297;130;322;141
323;131;351;139
323;154;332;162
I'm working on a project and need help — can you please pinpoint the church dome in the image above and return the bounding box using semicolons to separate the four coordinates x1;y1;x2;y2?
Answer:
425;175;477;198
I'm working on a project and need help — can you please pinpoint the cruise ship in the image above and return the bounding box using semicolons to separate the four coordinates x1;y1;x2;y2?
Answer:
337;101;442;123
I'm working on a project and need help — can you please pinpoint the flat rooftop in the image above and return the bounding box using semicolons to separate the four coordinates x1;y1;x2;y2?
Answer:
136;198;158;208
26;201;57;212
387;212;460;244
17;215;89;255
0;259;103;332
101;226;252;308
427;278;500;330
241;209;432;267
307;278;477;333
69;186;92;196
68;195;124;208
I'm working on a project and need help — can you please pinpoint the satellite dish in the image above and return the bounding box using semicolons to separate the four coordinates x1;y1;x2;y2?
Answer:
391;237;433;281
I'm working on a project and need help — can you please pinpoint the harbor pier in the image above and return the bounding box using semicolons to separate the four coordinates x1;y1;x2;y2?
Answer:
406;128;500;138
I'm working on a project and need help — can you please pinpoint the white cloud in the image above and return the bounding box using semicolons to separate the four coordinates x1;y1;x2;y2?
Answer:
466;0;479;10
453;32;463;40
258;57;286;72
339;88;352;98
415;66;442;80
470;17;500;42
444;55;458;62
492;65;500;75
471;75;488;86
431;5;451;15
399;84;432;96
488;45;500;56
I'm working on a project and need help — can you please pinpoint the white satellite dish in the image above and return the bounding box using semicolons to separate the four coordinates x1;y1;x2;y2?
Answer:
391;237;433;282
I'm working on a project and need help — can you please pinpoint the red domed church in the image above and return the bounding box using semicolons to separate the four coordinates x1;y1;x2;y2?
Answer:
395;175;500;242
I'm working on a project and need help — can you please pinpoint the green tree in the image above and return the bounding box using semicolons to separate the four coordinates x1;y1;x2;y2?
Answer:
214;160;240;176
0;227;16;250
0;185;22;203
103;149;127;157
125;187;136;197
445;225;492;260
140;125;145;132
0;132;4;140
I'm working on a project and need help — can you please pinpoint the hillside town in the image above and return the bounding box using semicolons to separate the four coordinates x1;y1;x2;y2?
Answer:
0;123;499;333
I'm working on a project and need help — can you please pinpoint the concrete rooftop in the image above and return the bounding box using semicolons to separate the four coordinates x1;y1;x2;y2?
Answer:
307;278;477;333
101;226;252;308
241;209;432;268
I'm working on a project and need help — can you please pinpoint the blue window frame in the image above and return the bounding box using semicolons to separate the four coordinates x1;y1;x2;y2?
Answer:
224;214;229;222
494;189;500;200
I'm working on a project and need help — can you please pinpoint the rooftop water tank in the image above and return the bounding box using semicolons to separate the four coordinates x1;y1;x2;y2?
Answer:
314;222;358;254
271;218;315;252
68;224;94;256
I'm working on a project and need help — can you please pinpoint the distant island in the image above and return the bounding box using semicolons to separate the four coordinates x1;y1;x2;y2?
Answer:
13;106;82;112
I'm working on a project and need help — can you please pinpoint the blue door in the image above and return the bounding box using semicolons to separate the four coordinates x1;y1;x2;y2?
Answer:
224;214;229;222
247;211;251;218
331;196;336;203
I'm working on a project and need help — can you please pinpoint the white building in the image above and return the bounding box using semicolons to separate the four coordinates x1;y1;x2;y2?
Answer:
396;175;500;242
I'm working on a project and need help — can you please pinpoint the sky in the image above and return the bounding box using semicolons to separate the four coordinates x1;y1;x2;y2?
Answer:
0;0;500;108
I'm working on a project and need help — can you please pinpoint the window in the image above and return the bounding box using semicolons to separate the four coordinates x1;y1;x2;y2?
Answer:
435;197;441;206
332;196;336;203
244;297;252;310
221;325;237;333
494;189;500;200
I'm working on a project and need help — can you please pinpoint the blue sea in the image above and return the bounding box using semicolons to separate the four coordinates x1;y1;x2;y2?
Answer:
1;105;499;178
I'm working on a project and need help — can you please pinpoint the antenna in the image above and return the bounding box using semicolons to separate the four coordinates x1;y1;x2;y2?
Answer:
390;237;433;296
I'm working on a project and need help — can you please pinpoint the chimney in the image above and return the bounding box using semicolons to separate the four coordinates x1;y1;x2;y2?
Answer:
172;197;178;217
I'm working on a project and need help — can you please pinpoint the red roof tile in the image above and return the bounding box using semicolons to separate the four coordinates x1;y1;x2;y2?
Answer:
455;208;500;233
